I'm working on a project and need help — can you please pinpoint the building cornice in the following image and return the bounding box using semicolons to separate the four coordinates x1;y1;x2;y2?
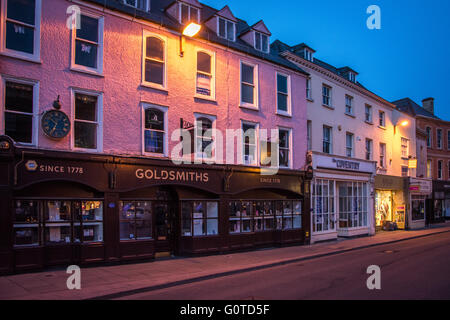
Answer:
281;51;396;110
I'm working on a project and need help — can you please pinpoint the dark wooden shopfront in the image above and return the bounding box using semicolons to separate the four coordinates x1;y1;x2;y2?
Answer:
0;135;311;274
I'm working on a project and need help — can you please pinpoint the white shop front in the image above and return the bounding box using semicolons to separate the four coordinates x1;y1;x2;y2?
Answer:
309;152;377;243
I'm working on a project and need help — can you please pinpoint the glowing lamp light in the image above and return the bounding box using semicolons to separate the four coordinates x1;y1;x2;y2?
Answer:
182;22;201;37
400;120;409;127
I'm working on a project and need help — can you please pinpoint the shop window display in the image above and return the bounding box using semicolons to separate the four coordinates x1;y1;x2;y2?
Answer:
120;201;152;240
311;180;335;233
181;201;219;237
411;196;425;221
375;191;392;227
338;182;368;229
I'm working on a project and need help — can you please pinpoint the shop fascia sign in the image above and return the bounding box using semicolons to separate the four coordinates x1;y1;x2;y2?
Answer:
313;154;375;173
409;178;432;194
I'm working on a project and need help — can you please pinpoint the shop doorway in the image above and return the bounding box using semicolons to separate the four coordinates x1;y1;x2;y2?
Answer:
154;202;174;253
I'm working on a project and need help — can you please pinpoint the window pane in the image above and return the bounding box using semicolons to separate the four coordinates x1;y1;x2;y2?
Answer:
77;15;99;43
6;21;34;54
7;0;36;25
182;202;192;236
14;200;38;223
277;74;288;93
197;52;211;73
277;93;288;111
14;227;38;246
145;130;164;154
145;60;164;85
146;37;164;61
196;73;211;96
5;112;33;143
45;226;71;244
74;121;97;149
218;18;226;37
75;94;97;121
207;219;218;235
207;202;218;218
136;202;152;239
75;40;98;68
145;109;164;130
5;82;33;113
190;7;199;22
241;84;254;104
181;4;189;24
226;21;234;40
241;64;254;84
120;202;135;240
262;34;268;52
78;201;103;221
255;32;261;50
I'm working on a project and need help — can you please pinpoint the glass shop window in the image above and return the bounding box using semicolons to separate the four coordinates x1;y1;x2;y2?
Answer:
120;201;153;240
411;196;425;221
229;201;253;234
13;200;40;246
181;201;219;237
74;201;103;243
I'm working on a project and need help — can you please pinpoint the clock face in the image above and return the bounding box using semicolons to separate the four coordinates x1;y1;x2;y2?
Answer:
41;110;71;139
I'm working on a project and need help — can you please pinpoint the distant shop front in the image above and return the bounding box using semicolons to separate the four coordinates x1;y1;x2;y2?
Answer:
428;180;450;224
308;152;377;244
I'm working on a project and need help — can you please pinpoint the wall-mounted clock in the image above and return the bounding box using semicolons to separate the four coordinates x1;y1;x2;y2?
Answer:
41;109;71;139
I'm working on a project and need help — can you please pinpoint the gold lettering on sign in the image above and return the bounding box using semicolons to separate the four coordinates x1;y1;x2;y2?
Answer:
136;169;209;183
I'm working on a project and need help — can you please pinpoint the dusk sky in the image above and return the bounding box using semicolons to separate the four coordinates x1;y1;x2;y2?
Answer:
202;0;450;120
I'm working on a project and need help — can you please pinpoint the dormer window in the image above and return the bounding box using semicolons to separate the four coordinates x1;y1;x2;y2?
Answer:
180;2;200;24
304;49;313;62
122;0;149;11
349;72;356;83
254;32;269;53
218;17;235;41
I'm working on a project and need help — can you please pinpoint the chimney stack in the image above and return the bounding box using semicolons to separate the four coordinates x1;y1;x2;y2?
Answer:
422;97;434;115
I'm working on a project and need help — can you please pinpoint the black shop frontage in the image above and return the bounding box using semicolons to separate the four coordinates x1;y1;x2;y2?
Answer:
0;136;311;274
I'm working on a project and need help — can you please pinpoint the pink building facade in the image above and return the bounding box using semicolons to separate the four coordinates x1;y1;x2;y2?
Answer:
0;0;310;273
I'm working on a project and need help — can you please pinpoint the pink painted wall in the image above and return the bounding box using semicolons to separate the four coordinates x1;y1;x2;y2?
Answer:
0;0;308;169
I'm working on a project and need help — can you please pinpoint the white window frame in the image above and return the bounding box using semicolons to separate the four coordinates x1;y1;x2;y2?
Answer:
1;76;39;146
122;0;150;11
254;31;269;53
194;113;216;162
141;103;168;157
379;111;385;128
239;61;259;109
179;2;200;24
365;104;372;123
217;17;235;41
306;78;312;100
322;84;332;107
345;95;353;115
141;31;167;90
0;0;41;62
436;128;443;150
379;143;386;168
304;49;312;62
365;138;372;160
276;72;291;116
195;48;216;100
70;88;103;153
401;137;409;159
240;120;259;166
349;72;356;83
70;11;104;76
346;132;354;158
278;127;292;169
323;125;332;154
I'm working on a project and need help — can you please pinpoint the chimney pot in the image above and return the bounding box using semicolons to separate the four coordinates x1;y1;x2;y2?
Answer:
422;97;434;115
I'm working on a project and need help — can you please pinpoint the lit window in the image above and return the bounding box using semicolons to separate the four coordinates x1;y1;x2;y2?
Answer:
312;180;336;233
427;160;432;178
401;166;409;177
72;14;104;74
218;17;235;41
3;80;37;145
277;73;290;114
254;31;269;53
120;201;152;240
240;62;258;108
196;51;214;98
180;2;199;24
2;0;41;61
143;35;165;87
242;122;258;166
182;201;219;237
322;85;331;107
143;106;166;155
73;92;102;151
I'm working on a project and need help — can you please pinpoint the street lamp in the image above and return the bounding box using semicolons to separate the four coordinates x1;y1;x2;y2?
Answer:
180;22;201;57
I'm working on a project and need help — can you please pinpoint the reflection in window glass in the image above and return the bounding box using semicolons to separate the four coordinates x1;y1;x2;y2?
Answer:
120;201;152;240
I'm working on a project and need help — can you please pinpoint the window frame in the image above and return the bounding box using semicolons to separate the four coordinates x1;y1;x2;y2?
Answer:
195;48;216;100
141;103;168;157
365;104;373;123
241;120;259;166
276;72;291;116
438;160;443;180
322;84;332;107
1;76;39;146
239;61;259;109
141;31;167;90
378;111;386;128
70;88;103;153
365;138;372;161
254;31;269;53
179;2;200;24
70;11;104;76
119;200;153;241
181;200;220;237
307;120;312;151
194;113;216;162
122;0;150;11
401;137;409;159
427;160;432;179
345;95;353;116
323;125;332;154
379;143;386;168
346;132;354;158
436;128;443;150
217;16;235;41
306;78;312;100
278;127;292;169
426;126;432;148
0;0;42;62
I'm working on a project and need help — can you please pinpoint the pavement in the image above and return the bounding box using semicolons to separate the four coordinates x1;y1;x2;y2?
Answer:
1;222;449;300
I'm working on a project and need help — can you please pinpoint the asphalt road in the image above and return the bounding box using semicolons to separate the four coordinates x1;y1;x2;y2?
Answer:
119;232;450;300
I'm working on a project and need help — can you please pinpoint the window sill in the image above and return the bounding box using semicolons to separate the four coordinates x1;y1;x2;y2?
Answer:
239;104;259;111
345;112;356;118
307;98;314;102
0;51;41;64
70;66;104;77
322;104;335;110
72;147;103;154
365;120;374;125
194;94;217;103
378;125;386;130
276;111;292;118
142;152;168;159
